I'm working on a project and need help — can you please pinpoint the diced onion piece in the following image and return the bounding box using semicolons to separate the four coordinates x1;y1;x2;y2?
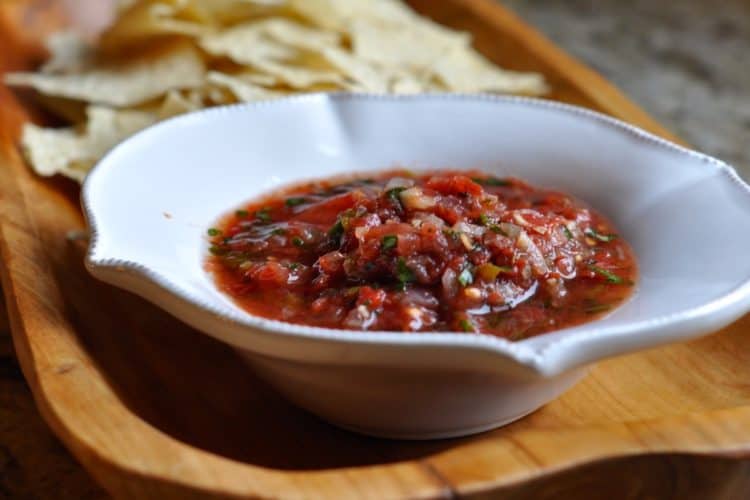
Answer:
459;232;474;250
385;177;415;191
516;230;548;275
453;221;485;237
513;211;547;234
516;230;531;250
498;222;521;238
415;212;446;228
400;187;436;210
442;268;458;297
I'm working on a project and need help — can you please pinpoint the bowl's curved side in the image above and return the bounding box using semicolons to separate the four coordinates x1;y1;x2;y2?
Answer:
244;351;587;439
82;93;750;379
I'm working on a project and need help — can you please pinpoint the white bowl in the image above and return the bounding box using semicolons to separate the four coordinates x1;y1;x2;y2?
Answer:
82;94;750;439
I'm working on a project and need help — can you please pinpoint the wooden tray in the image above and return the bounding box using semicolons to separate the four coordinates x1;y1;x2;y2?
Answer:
2;1;750;498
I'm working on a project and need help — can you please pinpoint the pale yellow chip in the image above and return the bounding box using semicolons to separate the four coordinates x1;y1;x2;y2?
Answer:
321;47;387;92
40;31;94;74
199;20;299;63
348;17;468;70
434;48;548;95
289;0;415;32
5;40;206;107
21;125;84;180
206;71;285;102
156;89;203;118
240;72;279;86
388;70;433;94
251;58;346;88
257;18;341;52
100;0;208;54
181;0;289;26
200;20;348;89
198;18;342;63
21;106;157;182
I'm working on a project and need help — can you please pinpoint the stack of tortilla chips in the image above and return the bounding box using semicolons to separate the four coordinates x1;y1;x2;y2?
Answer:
5;0;547;183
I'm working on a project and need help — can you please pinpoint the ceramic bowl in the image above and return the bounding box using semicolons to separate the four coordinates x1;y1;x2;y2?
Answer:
82;94;750;439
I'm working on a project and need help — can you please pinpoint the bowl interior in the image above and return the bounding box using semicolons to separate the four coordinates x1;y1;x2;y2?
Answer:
84;94;750;354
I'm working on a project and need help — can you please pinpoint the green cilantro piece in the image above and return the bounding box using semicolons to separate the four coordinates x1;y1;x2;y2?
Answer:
207;228;221;237
292;236;305;247
458;319;475;332
328;219;345;244
588;264;632;285
584;302;612;314
562;226;574;240
386;187;406;207
381;235;398;252
396;258;415;285
255;207;272;223
271;228;287;236
585;228;618;242
472;176;511;187
478;214;492;226
285;197;307;207
235;209;249;218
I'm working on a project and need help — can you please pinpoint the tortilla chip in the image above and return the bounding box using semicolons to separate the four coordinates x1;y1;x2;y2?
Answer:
156;89;202;118
182;0;289;26
100;0;208;54
40;31;94;74
200;22;347;89
321;47;387;92
200;21;299;63
20;125;84;180
289;0;415;32
250;58;346;88
199;18;341;64
240;72;279;86
21;106;157;181
5;40;206;107
348;17;468;70
206;71;285;102
388;70;433;94
258;18;341;51
434;49;548;95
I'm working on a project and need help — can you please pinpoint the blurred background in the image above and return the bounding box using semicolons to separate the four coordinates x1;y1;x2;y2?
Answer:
506;0;750;177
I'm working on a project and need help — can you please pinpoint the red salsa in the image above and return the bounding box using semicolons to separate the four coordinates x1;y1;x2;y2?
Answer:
206;170;636;340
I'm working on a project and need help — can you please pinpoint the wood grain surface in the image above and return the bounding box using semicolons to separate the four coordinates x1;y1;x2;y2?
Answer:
1;0;749;499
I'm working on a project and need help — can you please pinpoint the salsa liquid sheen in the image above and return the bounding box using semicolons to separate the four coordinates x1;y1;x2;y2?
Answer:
206;170;637;340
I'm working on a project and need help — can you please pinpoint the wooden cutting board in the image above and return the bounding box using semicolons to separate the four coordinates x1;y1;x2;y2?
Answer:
2;1;750;498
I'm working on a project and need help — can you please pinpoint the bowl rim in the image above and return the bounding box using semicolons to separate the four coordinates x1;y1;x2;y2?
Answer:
81;92;750;375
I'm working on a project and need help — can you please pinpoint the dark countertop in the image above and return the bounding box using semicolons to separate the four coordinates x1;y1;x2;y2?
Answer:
505;0;750;177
